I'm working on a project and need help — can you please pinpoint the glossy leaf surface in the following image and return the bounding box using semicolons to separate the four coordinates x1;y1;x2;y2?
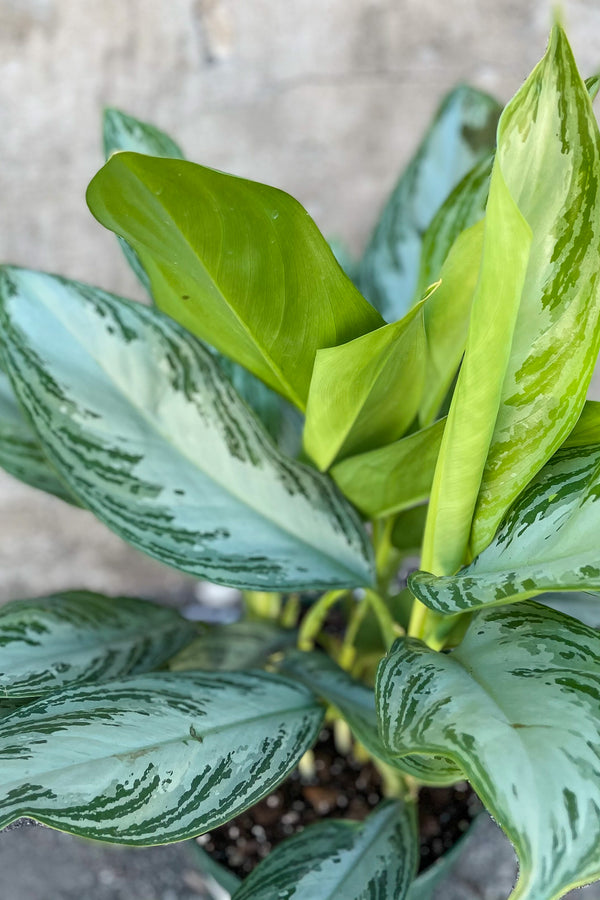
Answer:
103;107;184;295
359;86;500;322
304;300;426;470
377;603;600;900
331;419;444;518
0;267;374;591
0;370;74;503
411;444;600;613
0;670;323;843
416;153;492;297
169;620;296;672
102;110;290;446
419;222;484;426
281;650;460;785
424;26;600;574
87;153;383;409
0;590;194;697
231;800;417;900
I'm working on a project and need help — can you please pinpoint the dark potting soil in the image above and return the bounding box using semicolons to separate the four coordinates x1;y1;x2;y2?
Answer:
197;727;482;879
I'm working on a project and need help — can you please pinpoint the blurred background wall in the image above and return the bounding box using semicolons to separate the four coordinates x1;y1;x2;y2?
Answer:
0;0;599;603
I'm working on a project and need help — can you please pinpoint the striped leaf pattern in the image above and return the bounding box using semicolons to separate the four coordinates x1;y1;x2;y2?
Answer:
0;370;75;503
0;670;323;843
425;26;600;575
377;603;600;900
0;591;195;696
231;799;418;900
416;153;493;297
0;267;374;591
411;444;600;614
359;86;500;322
169;620;296;672
281;650;460;785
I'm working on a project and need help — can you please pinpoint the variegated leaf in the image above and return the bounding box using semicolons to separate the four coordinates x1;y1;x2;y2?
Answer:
0;590;195;697
86;153;383;410
169;620;296;672
103;107;184;160
377;602;600;900
281;650;460;785
423;25;600;575
416;153;492;297
0;267;374;591
331;418;445;519
411;444;600;614
0;670;324;843
231;799;417;900
0;370;75;503
359;86;500;322
538;592;600;629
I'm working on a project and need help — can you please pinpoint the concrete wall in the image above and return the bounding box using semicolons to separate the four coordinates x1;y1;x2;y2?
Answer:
0;0;599;602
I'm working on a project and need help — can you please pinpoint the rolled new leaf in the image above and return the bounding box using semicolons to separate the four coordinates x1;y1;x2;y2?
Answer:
303;298;427;470
0;267;374;591
231;799;418;900
423;25;600;575
0;670;324;843
359;85;500;322
411;444;600;614
0;590;195;696
86;153;383;410
0;370;75;503
331;418;445;519
281;649;460;785
377;602;600;900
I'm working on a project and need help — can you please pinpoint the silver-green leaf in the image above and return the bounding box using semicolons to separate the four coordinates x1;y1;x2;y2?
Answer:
377;602;600;900
359;86;500;322
0;267;374;591
0;590;195;697
231;799;418;900
0;670;324;844
0;370;75;503
410;444;600;614
169;620;296;672
281;649;460;785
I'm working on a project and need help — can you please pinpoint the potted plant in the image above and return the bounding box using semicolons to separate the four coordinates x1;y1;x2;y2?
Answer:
0;19;599;899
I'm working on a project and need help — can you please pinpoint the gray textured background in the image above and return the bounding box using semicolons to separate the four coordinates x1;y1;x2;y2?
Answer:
1;1;600;897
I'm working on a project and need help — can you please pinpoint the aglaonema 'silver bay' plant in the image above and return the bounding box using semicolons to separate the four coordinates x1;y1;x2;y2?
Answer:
1;21;600;900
